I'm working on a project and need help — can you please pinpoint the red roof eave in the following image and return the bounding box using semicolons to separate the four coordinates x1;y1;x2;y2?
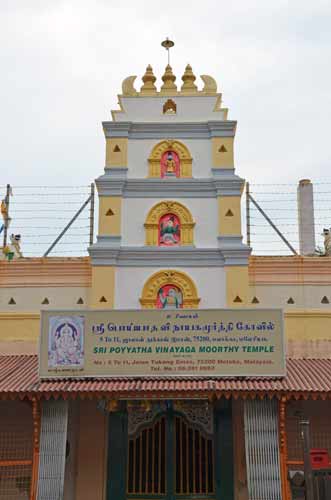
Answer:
1;355;331;401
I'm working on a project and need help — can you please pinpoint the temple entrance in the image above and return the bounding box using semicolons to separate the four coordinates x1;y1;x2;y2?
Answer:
107;400;234;500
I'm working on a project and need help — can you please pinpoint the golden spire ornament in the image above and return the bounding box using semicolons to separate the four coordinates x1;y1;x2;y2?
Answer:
160;64;177;93
181;64;198;93
140;65;157;94
161;38;175;65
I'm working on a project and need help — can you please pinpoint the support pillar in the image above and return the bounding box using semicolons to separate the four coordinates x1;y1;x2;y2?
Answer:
30;398;41;500
279;396;291;500
297;179;315;255
37;400;68;500
244;398;282;499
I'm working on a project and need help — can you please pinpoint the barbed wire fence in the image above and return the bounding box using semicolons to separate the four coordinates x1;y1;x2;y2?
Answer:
243;182;331;255
1;180;330;257
0;185;95;257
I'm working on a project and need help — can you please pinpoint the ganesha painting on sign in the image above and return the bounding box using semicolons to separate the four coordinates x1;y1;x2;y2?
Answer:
48;315;84;368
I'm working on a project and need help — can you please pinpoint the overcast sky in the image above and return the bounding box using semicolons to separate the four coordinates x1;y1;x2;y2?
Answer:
1;0;331;189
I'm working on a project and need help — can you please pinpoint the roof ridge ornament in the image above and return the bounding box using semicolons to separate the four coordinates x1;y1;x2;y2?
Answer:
181;64;198;93
122;75;138;96
160;64;177;94
140;65;157;95
200;74;217;94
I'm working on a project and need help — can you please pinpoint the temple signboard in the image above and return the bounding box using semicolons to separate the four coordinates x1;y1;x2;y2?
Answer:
39;308;285;378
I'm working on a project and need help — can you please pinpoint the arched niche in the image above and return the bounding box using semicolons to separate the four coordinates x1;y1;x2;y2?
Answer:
144;200;195;246
148;139;192;178
140;270;200;309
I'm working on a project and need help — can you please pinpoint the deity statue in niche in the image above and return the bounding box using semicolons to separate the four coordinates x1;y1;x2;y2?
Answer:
156;285;183;309
159;213;180;246
160;150;180;178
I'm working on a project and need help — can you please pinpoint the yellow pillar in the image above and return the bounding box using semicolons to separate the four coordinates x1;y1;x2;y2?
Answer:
218;197;242;235
98;197;122;236
105;138;128;167
90;267;115;308
212;137;234;168
225;266;249;306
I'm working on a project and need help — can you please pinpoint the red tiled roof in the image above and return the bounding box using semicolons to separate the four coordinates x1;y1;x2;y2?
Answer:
1;355;331;399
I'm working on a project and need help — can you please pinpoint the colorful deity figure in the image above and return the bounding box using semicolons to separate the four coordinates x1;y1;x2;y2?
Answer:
159;214;180;246
160;150;180;178
0;234;22;261
323;228;331;256
157;285;183;309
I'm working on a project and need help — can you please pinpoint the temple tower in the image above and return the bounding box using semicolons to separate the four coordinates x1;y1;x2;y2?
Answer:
89;63;250;310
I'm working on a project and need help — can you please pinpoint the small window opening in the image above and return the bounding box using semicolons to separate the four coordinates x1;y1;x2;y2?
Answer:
163;99;177;114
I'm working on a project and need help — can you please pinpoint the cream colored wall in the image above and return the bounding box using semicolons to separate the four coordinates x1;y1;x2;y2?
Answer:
285;310;331;341
0;284;89;352
0;286;89;312
115;266;226;309
249;284;331;309
127;139;212;178
122;197;218;247
114;95;226;122
75;401;107;500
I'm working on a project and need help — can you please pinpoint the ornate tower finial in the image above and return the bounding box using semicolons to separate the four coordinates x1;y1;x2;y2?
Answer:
160;64;177;94
161;38;175;65
181;64;198;93
140;65;157;94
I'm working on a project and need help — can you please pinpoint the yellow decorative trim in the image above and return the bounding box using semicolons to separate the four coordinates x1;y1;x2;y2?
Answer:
105;138;128;167
160;65;177;94
218;197;242;236
122;76;138;96
99;197;122;236
225;266;249;306
0;313;40;320
212;137;234;168
148;140;192;178
180;64;198;93
200;75;217;94
144;201;195;246
140;65;157;95
90;267;115;308
140;270;200;309
284;310;331;319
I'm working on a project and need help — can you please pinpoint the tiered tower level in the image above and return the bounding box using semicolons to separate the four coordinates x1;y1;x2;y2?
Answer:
89;64;251;310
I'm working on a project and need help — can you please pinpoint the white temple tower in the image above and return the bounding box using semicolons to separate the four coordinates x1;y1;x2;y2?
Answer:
89;63;250;310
